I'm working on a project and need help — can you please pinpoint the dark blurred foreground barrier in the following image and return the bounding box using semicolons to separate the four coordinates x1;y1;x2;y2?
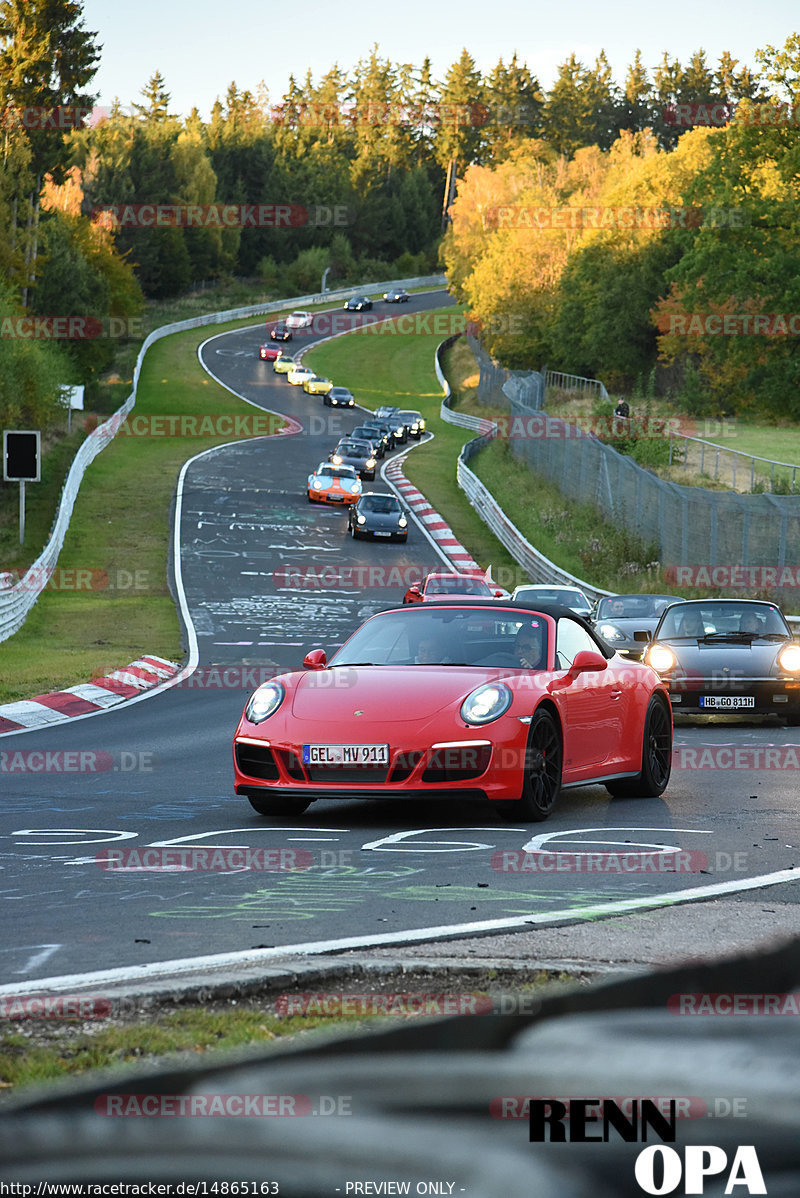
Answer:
1;935;799;1195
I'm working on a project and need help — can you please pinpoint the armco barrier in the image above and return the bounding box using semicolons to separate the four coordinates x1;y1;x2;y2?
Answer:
435;335;611;603
0;275;446;643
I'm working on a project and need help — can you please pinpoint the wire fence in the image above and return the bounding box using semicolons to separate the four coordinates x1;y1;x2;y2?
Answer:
459;341;800;600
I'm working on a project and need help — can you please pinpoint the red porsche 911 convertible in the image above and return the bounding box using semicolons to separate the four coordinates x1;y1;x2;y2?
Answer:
233;600;672;822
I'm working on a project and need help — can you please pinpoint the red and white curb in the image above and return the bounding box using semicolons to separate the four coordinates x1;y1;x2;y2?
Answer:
383;458;481;571
0;655;180;735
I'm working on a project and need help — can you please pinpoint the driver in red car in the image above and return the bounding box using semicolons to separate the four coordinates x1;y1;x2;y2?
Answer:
514;623;545;669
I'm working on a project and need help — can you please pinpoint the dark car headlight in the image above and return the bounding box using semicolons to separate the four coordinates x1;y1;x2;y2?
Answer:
778;644;800;673
597;623;624;641
646;644;676;673
245;681;285;724
461;682;512;726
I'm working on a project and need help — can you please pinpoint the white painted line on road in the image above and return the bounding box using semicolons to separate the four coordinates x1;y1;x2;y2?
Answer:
3;866;797;996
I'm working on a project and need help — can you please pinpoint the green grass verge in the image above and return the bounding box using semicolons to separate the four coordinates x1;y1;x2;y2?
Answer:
0;1006;346;1091
0;317;288;703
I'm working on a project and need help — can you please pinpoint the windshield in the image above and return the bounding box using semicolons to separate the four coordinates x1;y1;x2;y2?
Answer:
330;608;550;668
656;603;789;638
318;465;356;479
360;496;400;513
518;587;588;606
597;595;679;620
426;576;491;596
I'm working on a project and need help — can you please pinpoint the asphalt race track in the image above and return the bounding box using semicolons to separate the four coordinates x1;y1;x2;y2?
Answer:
1;290;799;987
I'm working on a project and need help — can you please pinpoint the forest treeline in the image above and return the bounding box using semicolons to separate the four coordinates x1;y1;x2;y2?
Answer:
444;36;800;417
1;0;797;426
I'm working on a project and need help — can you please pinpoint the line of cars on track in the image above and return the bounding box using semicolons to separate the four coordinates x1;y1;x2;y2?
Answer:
304;403;427;542
401;577;800;723
237;300;800;823
234;580;800;823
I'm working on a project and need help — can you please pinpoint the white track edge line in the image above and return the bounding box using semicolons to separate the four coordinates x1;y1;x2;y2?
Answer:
2;867;796;995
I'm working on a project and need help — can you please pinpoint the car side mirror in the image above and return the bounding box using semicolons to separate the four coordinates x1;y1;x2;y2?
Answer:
408;586;421;597
303;649;327;670
568;650;608;677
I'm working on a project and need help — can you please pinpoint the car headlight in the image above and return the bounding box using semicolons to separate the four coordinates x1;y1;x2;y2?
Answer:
461;682;512;726
646;644;676;673
331;454;343;464
366;458;376;468
245;680;285;724
398;516;407;527
778;644;800;673
312;479;323;489
357;514;366;524
598;623;624;641
395;425;404;436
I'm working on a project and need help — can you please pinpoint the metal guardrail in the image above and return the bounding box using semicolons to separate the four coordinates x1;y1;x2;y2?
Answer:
0;275;447;644
435;336;612;602
668;431;800;493
545;369;609;401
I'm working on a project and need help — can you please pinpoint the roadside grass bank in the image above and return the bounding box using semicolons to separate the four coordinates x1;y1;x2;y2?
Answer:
304;314;531;591
0;317;288;704
1;282;445;578
0;967;579;1093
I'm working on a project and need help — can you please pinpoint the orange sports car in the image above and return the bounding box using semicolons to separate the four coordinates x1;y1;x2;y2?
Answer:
307;462;363;505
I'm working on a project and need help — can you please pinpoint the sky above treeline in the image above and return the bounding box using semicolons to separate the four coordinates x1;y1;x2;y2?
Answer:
81;0;799;120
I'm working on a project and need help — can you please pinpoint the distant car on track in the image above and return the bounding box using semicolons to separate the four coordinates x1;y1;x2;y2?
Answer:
404;572;502;605
303;375;333;396
325;387;355;408
395;409;426;439
330;439;377;481
233;599;673;820
644;598;800;723
349;424;387;458
374;406;408;443
384;288;410;303
348;492;409;541
269;323;292;342
511;585;594;619
593;593;683;659
344;295;373;311
287;364;316;386
359;418;398;451
307;463;362;505
259;343;282;361
285;311;312;330
273;357;296;376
